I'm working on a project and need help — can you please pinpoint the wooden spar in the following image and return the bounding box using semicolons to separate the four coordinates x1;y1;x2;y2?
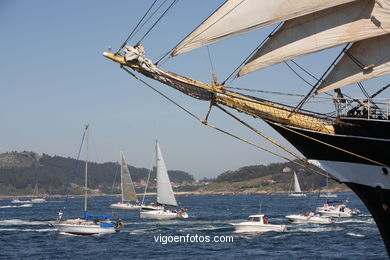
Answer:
103;52;335;134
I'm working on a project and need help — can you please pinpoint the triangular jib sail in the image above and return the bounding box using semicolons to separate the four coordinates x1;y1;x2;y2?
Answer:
155;141;177;207
120;151;138;202
293;172;302;193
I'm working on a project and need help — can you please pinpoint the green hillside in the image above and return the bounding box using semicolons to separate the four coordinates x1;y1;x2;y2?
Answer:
0;151;194;196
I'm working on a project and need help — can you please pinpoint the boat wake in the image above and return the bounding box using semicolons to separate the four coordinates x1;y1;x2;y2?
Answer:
0;219;48;226
292;226;344;233
0;204;32;208
346;232;366;237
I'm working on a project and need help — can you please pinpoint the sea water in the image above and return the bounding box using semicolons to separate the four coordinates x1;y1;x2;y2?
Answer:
0;193;387;259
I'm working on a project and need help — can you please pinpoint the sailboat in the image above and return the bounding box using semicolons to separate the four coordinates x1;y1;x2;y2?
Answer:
140;141;188;220
288;172;306;197
110;151;142;210
31;180;46;203
53;124;123;235
319;174;338;198
103;0;390;255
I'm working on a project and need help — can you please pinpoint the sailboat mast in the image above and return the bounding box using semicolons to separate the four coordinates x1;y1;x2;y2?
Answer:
84;124;89;213
120;151;124;203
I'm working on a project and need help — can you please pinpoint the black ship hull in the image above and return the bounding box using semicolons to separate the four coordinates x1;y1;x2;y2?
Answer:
268;118;390;256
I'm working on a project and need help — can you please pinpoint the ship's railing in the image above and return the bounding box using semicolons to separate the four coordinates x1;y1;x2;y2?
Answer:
334;98;390;120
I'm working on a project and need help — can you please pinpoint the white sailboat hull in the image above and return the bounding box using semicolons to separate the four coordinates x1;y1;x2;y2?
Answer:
53;219;118;235
231;222;286;233
288;193;306;197
140;209;188;220
110;202;142;210
319;193;338;198
31;198;46;203
286;214;334;224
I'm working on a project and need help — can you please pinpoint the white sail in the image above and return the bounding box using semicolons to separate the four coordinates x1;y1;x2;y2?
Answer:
293;172;302;193
317;34;390;93
156;141;177;207
239;0;390;76
172;0;357;56
120;151;138;202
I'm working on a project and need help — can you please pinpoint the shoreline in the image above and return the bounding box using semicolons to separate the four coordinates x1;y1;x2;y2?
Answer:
0;189;350;199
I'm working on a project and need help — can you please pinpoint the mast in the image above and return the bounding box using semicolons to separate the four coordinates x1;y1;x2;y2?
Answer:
120;151;124;203
84;123;89;213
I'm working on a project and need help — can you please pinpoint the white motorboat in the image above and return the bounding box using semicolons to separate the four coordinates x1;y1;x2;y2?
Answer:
316;201;359;217
230;215;286;233
319;193;338;198
53;124;123;235
31;198;46;203
286;212;335;224
110;151;143;210
288;172;306;197
139;141;189;220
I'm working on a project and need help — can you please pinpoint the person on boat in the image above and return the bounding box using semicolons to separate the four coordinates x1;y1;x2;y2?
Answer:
58;209;63;223
263;216;268;224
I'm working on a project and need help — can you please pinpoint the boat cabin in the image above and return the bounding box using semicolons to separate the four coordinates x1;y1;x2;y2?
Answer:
247;215;268;224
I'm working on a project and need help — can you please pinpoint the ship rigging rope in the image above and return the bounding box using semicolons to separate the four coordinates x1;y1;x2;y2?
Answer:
222;22;283;85
117;0;160;53
137;0;179;44
265;119;388;167
120;67;332;179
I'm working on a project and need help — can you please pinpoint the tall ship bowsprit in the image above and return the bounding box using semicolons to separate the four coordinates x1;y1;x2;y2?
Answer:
103;0;390;255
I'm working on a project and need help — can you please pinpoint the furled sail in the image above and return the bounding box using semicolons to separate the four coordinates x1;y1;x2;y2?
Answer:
120;151;138;202
156;141;177;206
172;0;357;56
239;0;390;76
317;34;390;93
293;172;302;193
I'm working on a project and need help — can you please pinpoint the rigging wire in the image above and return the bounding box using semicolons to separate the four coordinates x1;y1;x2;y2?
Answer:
117;0;160;53
62;124;88;216
291;43;351;115
222;22;283;85
110;163;120;195
137;0;179;44
120;66;333;179
141;151;156;205
157;0;247;65
206;46;215;76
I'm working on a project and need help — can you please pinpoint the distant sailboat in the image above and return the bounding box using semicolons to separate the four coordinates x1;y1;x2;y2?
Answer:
53;124;123;235
320;174;338;198
288;172;306;197
140;141;188;220
31;180;46;203
110;151;143;210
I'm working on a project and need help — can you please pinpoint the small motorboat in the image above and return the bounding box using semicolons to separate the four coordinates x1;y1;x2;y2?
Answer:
286;212;335;224
230;214;286;233
316;200;359;217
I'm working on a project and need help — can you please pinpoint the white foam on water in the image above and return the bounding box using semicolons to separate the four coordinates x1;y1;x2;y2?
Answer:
0;219;48;226
346;232;365;237
0;204;32;209
337;218;374;224
293;226;344;233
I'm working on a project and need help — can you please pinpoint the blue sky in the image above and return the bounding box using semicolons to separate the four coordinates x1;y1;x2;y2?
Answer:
1;0;389;179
